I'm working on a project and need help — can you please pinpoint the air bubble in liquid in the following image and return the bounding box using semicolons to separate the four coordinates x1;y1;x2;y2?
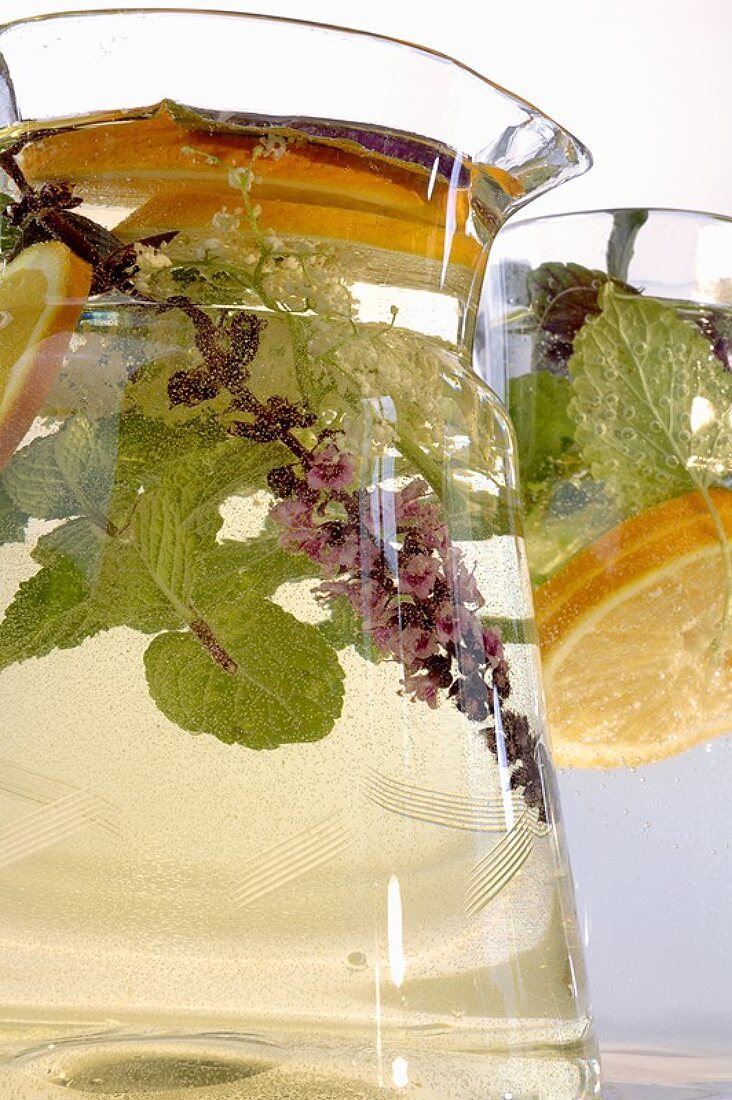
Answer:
346;951;368;971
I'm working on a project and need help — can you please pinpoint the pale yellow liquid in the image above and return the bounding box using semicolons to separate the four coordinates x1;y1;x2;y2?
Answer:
0;106;598;1098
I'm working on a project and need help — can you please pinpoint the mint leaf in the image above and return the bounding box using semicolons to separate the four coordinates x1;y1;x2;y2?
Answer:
569;284;732;512
508;372;576;487
95;541;185;634
0;411;232;529
1;415;120;522
2;430;81;519
194;536;318;606
0;557;102;669
53;414;119;518
131;435;345;747
144;596;344;749
130;437;289;608
130;436;347;748
33;517;106;577
0;483;27;543
32;517;182;636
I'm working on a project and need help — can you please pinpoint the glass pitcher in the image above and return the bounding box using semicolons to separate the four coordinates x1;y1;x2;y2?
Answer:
0;11;596;1099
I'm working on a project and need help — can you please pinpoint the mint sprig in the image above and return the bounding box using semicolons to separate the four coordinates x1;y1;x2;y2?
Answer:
0;412;346;747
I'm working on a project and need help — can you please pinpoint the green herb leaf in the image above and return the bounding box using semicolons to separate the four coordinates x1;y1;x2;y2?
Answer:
0;556;102;669
132;437;346;747
144;594;345;749
53;414;119;518
194;536;318;606
508;372;576;487
130;437;289;606
2;429;82;519
569;284;732;512
0;483;27;543
32;516;106;576
97;541;186;634
32;517;182;636
1;414;122;524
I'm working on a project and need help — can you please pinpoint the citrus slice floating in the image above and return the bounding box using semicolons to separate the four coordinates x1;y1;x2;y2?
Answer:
534;489;732;769
0;241;92;470
19;103;504;266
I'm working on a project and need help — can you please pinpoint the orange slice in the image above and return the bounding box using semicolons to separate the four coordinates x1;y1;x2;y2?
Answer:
535;489;732;769
18;103;496;265
113;185;481;267
0;241;92;470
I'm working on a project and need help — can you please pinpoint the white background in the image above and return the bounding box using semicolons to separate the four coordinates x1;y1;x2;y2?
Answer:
2;0;730;1059
1;0;732;220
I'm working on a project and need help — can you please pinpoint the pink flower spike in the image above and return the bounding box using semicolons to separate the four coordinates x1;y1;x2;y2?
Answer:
402;669;440;708
482;627;505;663
399;625;439;668
306;443;356;491
270;497;313;530
434;602;458;645
399;552;441;600
442;546;483;607
320;579;354;601
399;478;430;504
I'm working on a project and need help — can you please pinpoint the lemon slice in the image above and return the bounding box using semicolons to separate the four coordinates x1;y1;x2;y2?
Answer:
535;490;732;768
0;241;92;470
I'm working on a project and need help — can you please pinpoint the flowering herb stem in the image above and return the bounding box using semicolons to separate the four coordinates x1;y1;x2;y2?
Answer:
0;145;546;816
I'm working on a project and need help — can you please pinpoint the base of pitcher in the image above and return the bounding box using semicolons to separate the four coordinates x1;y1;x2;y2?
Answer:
0;1019;601;1100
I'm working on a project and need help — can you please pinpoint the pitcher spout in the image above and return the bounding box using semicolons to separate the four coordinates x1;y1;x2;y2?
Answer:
477;110;592;213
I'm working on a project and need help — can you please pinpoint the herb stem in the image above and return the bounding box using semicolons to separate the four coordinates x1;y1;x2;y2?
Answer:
0;149;30;194
190;618;238;673
39;208;103;267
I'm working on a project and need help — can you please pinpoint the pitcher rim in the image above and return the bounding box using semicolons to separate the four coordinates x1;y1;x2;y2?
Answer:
0;6;591;176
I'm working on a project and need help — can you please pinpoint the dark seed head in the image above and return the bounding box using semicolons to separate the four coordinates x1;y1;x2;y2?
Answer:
168;368;220;407
266;465;301;498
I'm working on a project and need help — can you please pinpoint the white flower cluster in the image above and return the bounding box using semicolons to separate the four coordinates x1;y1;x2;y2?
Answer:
252;131;290;162
260;245;353;317
307;319;451;427
132;242;173;294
